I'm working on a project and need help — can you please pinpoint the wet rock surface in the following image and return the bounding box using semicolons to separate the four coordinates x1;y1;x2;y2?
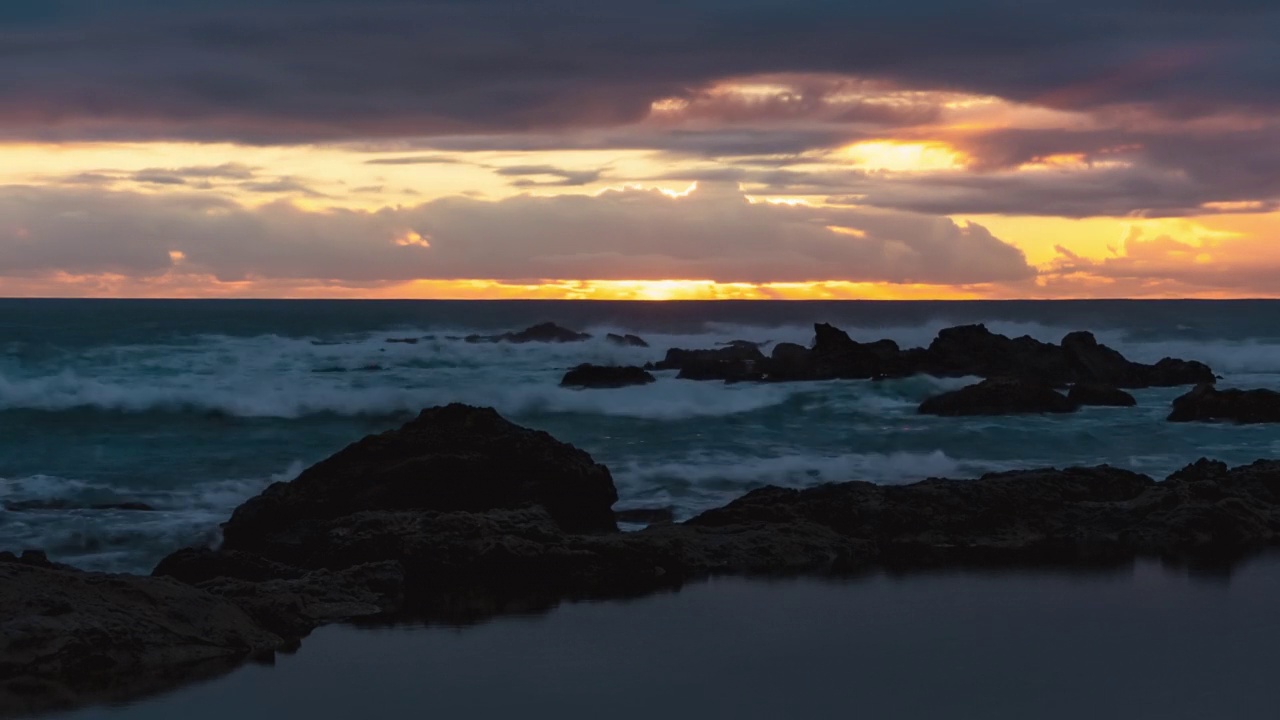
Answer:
560;364;656;389
918;377;1079;416
1169;383;1280;423
0;551;289;717
606;333;649;348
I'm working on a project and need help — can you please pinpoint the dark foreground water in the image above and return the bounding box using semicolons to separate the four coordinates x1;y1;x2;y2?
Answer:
58;555;1280;720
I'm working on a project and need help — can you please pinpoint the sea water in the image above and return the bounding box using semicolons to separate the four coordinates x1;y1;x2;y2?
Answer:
4;299;1280;573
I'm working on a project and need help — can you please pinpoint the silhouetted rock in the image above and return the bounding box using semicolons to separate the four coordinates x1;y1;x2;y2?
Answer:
606;333;649;348
0;552;288;717
465;323;591;344
220;404;619;563
650;343;767;382
385;337;419;345
1169;384;1280;423
561;364;656;389
1068;383;1137;407
614;507;676;526
919;377;1078;416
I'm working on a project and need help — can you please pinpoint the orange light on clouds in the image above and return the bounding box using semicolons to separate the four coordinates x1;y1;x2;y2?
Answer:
841;140;968;172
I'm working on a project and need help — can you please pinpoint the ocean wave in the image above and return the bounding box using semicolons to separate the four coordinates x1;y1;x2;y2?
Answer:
0;462;301;573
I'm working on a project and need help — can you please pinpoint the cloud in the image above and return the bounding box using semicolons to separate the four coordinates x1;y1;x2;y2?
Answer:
493;164;604;187
3;1;1278;145
0;182;1034;285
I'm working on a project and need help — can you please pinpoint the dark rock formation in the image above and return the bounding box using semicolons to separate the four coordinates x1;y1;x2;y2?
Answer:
0;551;289;717
560;364;656;389
919;378;1078;416
1068;383;1137;407
648;343;767;382
220;404;618;561
25;405;1280;715
606;333;649;348
614;507;676;526
1169;384;1280;423
385;337;419;345
465;322;591;344
652;322;1213;388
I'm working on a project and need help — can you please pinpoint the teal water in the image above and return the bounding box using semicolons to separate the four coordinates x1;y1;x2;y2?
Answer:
4;299;1280;572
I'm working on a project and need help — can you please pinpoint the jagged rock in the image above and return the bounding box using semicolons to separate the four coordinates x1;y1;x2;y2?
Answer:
606;333;649;348
1169;384;1280;423
560;364;656;389
647;343;767;382
1068;383;1137;407
765;342;814;380
0;552;289;717
919;377;1078;416
465;323;591;344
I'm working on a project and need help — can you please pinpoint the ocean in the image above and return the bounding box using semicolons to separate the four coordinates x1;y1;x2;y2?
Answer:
4;298;1280;574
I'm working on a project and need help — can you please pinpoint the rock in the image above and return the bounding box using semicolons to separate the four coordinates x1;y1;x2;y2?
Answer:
1149;357;1217;387
1168;383;1280;423
219;404;619;566
560;364;656;389
1067;383;1137;407
606;333;649;348
650;343;767;382
614;507;676;526
925;325;1073;383
385;337;419;345
919;377;1078;416
465;323;591;344
0;552;289;717
765;342;813;380
804;323;904;379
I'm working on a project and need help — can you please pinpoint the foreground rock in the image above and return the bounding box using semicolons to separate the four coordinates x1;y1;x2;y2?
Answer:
656;322;1214;387
465;322;591;344
919;378;1078;416
1169;384;1280;423
560;364;656;389
0;551;290;717
22;404;1280;714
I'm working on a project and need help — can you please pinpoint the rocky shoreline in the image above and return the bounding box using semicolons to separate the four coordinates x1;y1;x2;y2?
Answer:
6;402;1280;716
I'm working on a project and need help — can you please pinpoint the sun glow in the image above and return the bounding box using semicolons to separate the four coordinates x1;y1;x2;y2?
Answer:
842;140;968;172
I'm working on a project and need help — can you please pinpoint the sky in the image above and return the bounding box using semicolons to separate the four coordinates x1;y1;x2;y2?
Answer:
2;0;1280;299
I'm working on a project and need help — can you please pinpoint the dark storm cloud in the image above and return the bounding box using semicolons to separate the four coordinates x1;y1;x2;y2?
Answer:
3;0;1278;144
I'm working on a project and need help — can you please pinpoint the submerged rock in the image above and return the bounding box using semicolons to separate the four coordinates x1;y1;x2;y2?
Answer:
1169;384;1280;423
465;322;591;344
560;364;656;389
1068;383;1137;407
606;333;649;348
918;377;1078;416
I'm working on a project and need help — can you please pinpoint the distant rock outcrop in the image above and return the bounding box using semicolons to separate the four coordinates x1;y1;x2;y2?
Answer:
1169;384;1280;423
918;377;1078;416
650;322;1215;388
606;333;650;348
560;364;656;389
465;322;591;344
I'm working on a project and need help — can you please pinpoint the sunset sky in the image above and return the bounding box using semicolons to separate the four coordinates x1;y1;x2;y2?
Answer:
3;1;1280;299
